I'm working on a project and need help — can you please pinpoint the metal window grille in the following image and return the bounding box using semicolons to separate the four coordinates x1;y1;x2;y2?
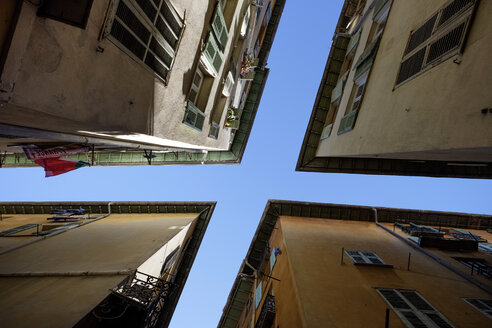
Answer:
104;0;184;82
377;289;455;328
396;0;478;86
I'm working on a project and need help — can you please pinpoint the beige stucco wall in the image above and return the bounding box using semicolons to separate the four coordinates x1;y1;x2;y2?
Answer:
0;0;267;151
277;216;490;327
317;0;492;162
0;212;198;328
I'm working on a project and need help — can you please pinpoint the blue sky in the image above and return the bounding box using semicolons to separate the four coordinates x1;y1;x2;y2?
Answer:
1;1;492;327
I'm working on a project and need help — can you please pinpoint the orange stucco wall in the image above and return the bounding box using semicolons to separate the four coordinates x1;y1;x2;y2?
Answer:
269;216;491;328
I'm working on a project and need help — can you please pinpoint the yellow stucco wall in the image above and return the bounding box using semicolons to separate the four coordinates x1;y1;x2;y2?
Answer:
0;276;125;328
317;0;492;161
0;213;198;328
276;216;491;328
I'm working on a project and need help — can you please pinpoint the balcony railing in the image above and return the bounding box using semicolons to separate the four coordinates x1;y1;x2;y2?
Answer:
255;294;275;328
112;270;174;328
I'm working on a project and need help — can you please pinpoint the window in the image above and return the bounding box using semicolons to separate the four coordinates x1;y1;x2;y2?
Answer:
345;250;386;265
103;0;184;82
454;257;492;279
396;0;478;86
255;281;263;309
209;122;220;139
337;73;367;135
222;71;234;97
183;101;206;130
38;0;93;28
203;32;223;75
377;289;455;328
212;4;229;50
464;298;492;320
160;246;179;275
321;103;339;140
189;69;204;105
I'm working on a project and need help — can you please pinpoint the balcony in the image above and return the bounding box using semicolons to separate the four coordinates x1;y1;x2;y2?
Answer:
255;294;275;328
112;271;174;328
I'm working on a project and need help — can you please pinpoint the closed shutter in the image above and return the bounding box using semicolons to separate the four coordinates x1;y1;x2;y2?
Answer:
183;101;206;130
396;0;478;86
378;289;455;328
337;109;359;135
464;298;492;319
345;250;386;264
212;4;229;49
204;33;223;74
320;124;333;140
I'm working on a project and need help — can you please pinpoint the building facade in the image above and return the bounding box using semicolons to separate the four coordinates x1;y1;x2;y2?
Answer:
0;201;215;328
0;0;285;168
298;0;492;178
219;200;492;328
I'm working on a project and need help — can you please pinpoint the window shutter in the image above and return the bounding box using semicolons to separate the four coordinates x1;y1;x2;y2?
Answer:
437;0;475;27
378;289;455;328
353;37;380;81
426;21;466;64
465;299;492;319
212;4;229;49
204;33;223;74
184;101;206;130
405;14;438;55
270;249;277;271
373;0;392;23
346;29;361;56
396;48;426;85
320;124;333;140
331;70;349;103
337;109;359;135
255;282;262;308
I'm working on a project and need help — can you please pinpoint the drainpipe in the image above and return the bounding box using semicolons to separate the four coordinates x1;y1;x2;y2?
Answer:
372;208;492;295
245;260;258;328
108;202;113;215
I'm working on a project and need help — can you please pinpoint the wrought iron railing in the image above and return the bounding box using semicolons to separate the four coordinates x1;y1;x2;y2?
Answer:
112;271;174;328
255;294;275;328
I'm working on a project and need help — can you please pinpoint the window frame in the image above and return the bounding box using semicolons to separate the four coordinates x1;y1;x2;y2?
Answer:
102;0;185;84
377;288;455;328
345;250;389;266
37;0;94;29
463;298;492;320
395;0;478;88
189;68;204;105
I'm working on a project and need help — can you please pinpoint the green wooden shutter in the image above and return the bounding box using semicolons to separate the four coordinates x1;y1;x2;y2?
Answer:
204;33;223;74
353;36;381;81
184;101;206;130
212;4;229;49
331;70;349;102
337;109;359;135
